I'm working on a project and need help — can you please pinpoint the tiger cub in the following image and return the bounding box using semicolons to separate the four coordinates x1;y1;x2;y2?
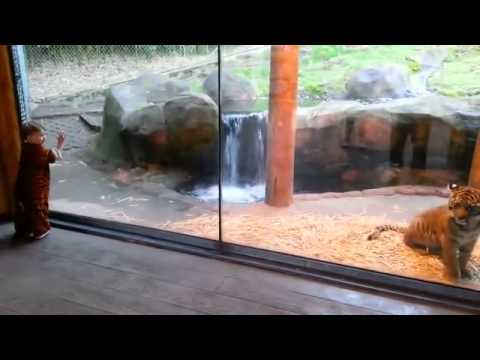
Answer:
368;183;480;280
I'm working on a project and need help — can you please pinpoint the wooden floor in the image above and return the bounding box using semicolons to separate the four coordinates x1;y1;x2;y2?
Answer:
0;223;475;315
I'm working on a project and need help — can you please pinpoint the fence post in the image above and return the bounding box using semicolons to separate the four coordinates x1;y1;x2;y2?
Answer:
265;45;300;207
10;45;29;121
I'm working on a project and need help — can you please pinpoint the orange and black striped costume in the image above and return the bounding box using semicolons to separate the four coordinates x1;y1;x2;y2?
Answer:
14;143;59;238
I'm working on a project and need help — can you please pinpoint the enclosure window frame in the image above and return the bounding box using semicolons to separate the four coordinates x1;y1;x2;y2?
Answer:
8;45;480;312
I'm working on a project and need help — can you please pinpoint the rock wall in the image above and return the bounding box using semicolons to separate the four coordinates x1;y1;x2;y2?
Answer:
293;94;480;192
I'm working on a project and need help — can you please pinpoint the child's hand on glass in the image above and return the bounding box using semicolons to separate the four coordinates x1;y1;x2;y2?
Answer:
57;131;65;150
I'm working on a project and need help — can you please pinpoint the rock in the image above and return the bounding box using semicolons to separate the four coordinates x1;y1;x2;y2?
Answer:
164;93;218;150
124;105;170;165
295;127;349;173
164;93;219;176
380;167;463;187
297;93;480;164
362;188;397;196
411;185;447;197
129;72;190;103
300;47;313;58
93;73;191;168
292;93;480;191
112;168;134;186
147;130;168;147
395;186;420;195
144;170;192;190
343;191;363;197
131;181;169;196
79;113;102;132
93;83;149;166
145;163;163;173
341;169;360;183
317;192;343;199
123;104;165;136
353;115;392;151
346;65;412;100
203;70;257;112
111;167;148;186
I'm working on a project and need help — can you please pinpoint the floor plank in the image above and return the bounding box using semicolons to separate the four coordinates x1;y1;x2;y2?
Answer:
216;276;385;315
0;304;22;315
24;232;227;292
0;273;202;315
223;267;471;315
0;280;112;315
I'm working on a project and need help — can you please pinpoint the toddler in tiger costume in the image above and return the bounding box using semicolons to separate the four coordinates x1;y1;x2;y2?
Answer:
14;121;65;240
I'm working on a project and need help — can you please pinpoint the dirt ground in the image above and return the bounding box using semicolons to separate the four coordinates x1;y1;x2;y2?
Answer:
50;150;219;237
28;53;214;102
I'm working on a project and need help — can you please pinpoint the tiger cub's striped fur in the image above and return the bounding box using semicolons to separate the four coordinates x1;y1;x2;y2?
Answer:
367;183;480;280
367;225;406;240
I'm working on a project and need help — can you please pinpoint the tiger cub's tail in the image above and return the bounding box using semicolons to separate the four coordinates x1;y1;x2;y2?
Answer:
367;225;407;240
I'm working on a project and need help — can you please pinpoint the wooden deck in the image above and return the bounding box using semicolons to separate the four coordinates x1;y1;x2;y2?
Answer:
0;223;474;315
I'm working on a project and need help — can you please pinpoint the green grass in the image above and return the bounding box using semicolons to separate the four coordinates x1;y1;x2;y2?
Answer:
301;45;429;95
429;46;480;97
225;45;480;109
190;80;203;94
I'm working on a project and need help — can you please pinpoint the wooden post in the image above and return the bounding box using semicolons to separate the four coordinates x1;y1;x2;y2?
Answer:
0;45;22;218
468;130;480;188
265;45;299;207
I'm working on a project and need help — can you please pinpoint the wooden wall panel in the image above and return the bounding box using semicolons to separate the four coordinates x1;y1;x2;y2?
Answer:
0;45;21;219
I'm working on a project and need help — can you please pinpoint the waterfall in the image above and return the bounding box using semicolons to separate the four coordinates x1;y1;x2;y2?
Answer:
192;112;267;203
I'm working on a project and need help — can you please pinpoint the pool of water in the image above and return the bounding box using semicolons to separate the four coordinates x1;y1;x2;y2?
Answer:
190;184;266;203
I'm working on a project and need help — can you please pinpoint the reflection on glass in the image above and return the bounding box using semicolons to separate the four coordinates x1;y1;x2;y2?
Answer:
24;45;220;240
183;45;480;290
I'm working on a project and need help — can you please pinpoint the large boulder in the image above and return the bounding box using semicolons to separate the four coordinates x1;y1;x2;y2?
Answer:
203;70;257;112
93;83;149;166
128;72;190;103
92;73;192;167
122;104;168;165
345;65;412;100
123;104;165;136
164;93;219;149
164;93;219;176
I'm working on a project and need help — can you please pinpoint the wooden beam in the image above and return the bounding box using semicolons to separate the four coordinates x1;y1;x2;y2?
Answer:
0;45;21;218
265;45;299;207
468;130;480;189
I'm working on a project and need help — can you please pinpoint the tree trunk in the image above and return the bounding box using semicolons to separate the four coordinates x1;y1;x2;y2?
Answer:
265;45;300;207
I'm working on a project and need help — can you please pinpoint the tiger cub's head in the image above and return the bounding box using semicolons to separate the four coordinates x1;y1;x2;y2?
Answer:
448;183;480;228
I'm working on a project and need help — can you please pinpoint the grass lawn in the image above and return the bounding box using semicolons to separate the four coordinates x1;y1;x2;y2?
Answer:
225;45;480;107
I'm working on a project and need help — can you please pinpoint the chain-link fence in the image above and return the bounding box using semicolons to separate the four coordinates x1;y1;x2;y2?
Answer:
24;45;224;68
23;45;267;102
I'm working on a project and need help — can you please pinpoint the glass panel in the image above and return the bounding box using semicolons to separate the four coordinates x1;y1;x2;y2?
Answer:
181;45;480;291
23;45;220;240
